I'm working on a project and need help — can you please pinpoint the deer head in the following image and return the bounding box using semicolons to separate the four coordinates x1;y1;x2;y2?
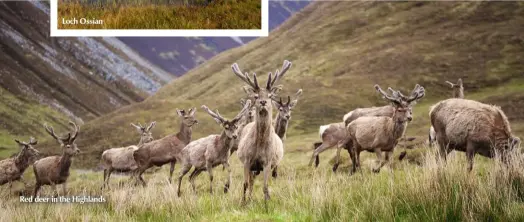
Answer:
272;89;303;121
240;98;256;123
445;78;464;98
376;84;425;123
232;60;292;118
176;108;199;127
131;122;156;143
202;100;252;140
44;121;81;156
14;137;40;160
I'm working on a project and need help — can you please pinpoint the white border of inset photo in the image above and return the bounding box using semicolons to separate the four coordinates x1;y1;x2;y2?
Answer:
50;0;268;37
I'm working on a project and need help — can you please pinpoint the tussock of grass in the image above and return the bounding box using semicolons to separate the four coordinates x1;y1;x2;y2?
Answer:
2;145;524;221
58;0;261;29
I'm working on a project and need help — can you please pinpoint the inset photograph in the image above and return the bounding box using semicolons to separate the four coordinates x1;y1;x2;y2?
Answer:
57;0;261;30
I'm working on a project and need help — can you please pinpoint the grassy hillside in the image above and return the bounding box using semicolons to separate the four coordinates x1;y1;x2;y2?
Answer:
3;2;524;221
58;0;261;29
0;1;170;157
64;1;524;169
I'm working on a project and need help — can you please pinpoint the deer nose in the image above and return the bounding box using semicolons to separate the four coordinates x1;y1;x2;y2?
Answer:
260;101;267;106
233;135;238;139
285;115;290;119
407;116;413;122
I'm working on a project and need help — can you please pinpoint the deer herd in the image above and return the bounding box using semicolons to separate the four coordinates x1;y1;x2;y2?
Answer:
0;60;521;204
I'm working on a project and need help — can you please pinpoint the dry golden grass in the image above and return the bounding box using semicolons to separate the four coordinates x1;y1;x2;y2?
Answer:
57;0;261;29
2;140;524;221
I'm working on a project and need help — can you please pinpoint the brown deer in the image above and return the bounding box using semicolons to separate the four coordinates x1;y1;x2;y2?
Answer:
0;137;40;188
33;122;81;197
309;85;423;171
231;60;290;203
345;84;425;174
133;108;198;186
176;100;252;196
429;78;464;147
430;98;520;171
101;122;156;188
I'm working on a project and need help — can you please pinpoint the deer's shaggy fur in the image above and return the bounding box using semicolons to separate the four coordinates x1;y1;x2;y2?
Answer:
231;60;291;203
0;138;40;187
101;122;156;188
345;84;425;173
429;78;464;147
429;98;520;171
133;109;198;186
176;101;251;196
33;122;81;197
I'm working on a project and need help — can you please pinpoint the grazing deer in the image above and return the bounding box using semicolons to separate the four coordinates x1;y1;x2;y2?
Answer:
429;78;464;147
430;98;520;171
133;109;198;186
231;60;290;203
176;100;252;196
345;84;425;174
33;122;81;197
0;137;40;188
100;122;156;188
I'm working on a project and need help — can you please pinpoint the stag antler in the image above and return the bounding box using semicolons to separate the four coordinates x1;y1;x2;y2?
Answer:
232;100;252;122
375;84;401;103
69;121;79;142
269;60;292;89
201;105;226;124
146;122;156;132
232;63;259;89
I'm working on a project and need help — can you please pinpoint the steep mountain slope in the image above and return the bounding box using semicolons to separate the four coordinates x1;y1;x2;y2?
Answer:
0;1;171;155
55;1;524;168
119;1;311;76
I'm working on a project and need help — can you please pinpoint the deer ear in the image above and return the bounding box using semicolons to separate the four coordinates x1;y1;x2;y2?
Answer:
458;78;463;86
189;108;196;116
176;109;185;117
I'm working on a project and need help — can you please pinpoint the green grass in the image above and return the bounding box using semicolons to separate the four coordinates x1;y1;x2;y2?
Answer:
3;139;524;221
58;0;261;29
0;88;70;158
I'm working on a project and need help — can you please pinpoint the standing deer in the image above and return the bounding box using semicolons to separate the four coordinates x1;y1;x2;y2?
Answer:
345;84;425;174
309;86;423;171
230;98;256;154
133;109;198;186
0;137;40;188
176;100;252;196
33;122;81;197
100;122;156;188
430;98;520;171
429;78;464;147
231;60;290;203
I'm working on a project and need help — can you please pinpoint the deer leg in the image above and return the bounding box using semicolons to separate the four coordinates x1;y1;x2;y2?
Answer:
242;166;251;204
206;162;214;194
313;142;322;167
62;182;67;196
308;141;335;167
176;164;192;197
105;169;113;189
51;183;58;198
466;141;476;172
333;144;344;172
33;183;41;199
263;164;271;201
272;166;278;178
102;169;108;189
169;160;176;184
223;162;232;193
372;148;383;173
138;169;147;187
349;145;358;175
384;151;393;170
189;168;203;193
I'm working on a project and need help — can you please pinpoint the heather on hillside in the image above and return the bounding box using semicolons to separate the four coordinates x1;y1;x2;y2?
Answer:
58;0;261;29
